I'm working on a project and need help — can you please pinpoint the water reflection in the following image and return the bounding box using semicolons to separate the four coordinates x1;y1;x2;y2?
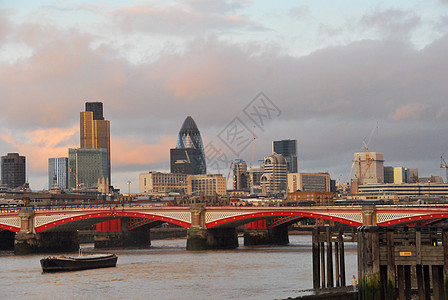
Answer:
0;235;357;300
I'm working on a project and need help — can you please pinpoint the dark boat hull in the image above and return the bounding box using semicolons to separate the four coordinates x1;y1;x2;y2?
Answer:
41;254;118;272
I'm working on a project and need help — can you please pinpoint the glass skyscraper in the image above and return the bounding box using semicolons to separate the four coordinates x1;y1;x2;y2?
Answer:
80;102;111;183
1;153;26;189
48;157;68;189
170;116;206;175
272;139;298;173
68;148;108;189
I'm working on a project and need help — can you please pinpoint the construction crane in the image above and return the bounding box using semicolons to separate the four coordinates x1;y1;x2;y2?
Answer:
362;122;378;152
441;154;448;183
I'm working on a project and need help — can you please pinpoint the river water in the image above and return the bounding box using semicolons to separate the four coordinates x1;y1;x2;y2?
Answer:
0;235;357;300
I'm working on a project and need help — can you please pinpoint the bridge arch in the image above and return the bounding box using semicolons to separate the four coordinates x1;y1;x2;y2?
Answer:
35;211;190;233
377;212;448;227
206;211;363;229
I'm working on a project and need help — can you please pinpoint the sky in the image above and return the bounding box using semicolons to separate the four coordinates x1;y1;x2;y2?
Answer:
1;0;448;192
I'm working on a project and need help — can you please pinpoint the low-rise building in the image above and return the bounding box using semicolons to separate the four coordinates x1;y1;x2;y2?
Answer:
191;174;227;196
286;191;334;205
287;172;331;193
139;172;190;195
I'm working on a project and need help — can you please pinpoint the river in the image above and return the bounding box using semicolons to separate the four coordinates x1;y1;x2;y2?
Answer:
0;235;357;300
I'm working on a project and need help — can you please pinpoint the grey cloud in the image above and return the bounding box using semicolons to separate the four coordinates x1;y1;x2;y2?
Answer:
110;3;266;36
179;0;251;14
2;15;448;185
359;8;421;40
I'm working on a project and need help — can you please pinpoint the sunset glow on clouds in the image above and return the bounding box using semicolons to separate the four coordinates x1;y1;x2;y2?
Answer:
1;0;448;191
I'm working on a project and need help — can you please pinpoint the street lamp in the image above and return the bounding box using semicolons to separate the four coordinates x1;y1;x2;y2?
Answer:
127;180;131;205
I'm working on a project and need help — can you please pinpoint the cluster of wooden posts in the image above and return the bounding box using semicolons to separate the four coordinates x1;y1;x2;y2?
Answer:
312;225;448;300
311;226;355;289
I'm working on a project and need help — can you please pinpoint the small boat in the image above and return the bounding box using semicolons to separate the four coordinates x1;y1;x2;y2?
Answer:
40;253;118;272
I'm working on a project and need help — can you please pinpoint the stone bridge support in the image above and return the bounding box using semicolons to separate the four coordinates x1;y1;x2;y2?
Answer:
15;231;79;255
187;205;238;250
244;220;289;246
14;209;79;254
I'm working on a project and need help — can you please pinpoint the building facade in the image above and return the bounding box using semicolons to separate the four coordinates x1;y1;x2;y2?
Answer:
80;102;111;183
1;153;26;189
191;174;227;196
48;157;68;189
357;182;448;200
353;152;384;185
139;172;190;195
287;172;331;193
260;153;287;196
170;116;206;175
68;148;108;189
286;191;334;205
273;139;298;173
233;160;249;190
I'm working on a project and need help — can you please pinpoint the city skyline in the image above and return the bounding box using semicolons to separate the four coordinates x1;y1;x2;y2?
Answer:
1;1;448;192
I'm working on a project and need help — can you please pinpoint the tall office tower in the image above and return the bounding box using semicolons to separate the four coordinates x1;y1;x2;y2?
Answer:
68;148;108;189
48;157;68;189
1;153;26;189
80;102;111;183
233;160;249;190
273;139;298;173
353;152;384;185
170;116;206;175
260;153;287;195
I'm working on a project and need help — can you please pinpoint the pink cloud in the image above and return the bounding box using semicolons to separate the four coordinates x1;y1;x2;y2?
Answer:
0;126;78;172
111;135;175;167
389;103;424;121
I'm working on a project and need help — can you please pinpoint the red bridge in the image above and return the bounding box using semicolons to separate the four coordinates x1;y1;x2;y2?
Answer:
2;204;448;233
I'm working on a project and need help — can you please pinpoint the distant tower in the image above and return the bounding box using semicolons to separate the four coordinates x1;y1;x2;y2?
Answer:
260;153;287;196
273;139;298;173
68;148;108;189
233;160;249;190
80;102;111;183
170;116;206;175
48;157;68;189
1;153;26;189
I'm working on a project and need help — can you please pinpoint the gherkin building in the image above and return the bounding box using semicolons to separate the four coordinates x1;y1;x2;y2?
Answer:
170;116;206;175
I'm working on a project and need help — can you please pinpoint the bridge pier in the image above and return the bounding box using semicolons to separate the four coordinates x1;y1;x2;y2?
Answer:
15;231;79;254
186;205;238;250
244;220;289;246
95;219;151;248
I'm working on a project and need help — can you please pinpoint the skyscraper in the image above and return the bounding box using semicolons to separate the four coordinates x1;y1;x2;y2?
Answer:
170;116;206;175
273;139;298;173
48;157;68;189
233;160;249;190
260;153;287;195
68;148;108;189
80;102;110;182
1;153;26;189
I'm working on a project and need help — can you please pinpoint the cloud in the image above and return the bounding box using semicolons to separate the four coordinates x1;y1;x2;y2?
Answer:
359;8;421;40
110;3;265;36
111;135;175;168
2;1;448;191
0;126;78;173
389;103;425;121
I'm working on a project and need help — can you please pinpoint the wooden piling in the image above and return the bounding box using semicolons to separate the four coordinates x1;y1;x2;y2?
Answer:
326;227;334;288
312;228;320;289
339;230;346;287
423;265;431;300
321;241;326;288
